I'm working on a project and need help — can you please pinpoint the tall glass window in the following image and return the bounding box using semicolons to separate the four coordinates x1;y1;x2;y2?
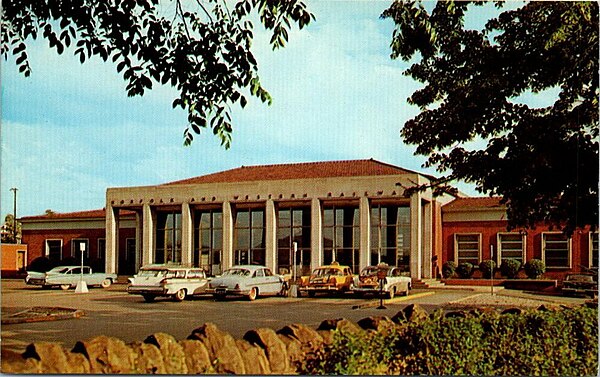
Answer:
370;205;411;273
277;207;311;276
194;209;223;276
234;208;265;266
591;232;599;269
323;205;359;273
156;211;182;264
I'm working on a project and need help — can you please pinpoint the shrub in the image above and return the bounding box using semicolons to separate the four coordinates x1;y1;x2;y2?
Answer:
61;256;78;266
478;260;496;279
524;259;546;279
300;306;599;376
26;256;54;272
500;258;522;279
456;262;474;278
442;261;457;278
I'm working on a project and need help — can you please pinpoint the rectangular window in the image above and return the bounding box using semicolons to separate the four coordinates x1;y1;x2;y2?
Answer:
590;232;598;269
45;239;62;262
234;208;265;266
71;239;89;260
156;211;182;264
370;205;410;273
323;205;359;273
497;233;526;264
97;239;106;260
454;234;481;265
194;209;223;276
542;232;571;268
277;207;311;276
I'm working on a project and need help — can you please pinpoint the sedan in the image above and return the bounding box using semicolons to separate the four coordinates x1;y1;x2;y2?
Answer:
24;266;117;290
353;264;411;299
208;265;288;301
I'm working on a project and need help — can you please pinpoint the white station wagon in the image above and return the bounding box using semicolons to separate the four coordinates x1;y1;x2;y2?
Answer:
354;264;411;299
127;265;209;302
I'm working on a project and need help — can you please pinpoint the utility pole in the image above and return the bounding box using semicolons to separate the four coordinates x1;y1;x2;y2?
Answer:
10;188;17;243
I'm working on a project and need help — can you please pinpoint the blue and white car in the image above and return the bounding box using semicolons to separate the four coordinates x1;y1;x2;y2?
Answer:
127;264;210;302
208;265;288;301
25;266;117;290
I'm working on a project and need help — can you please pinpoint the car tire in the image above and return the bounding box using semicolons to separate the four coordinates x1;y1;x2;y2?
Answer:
174;289;187;302
347;282;355;292
101;278;112;288
279;282;289;297
213;293;226;300
248;287;258;301
143;294;156;302
60;284;71;291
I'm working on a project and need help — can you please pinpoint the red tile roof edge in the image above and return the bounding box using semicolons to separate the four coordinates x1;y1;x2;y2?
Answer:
161;158;437;186
20;208;136;221
443;197;504;210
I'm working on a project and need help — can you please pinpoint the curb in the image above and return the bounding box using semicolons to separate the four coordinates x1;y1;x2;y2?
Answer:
2;307;85;325
352;291;436;309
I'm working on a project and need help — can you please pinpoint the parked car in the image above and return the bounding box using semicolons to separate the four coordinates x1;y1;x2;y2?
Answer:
298;262;355;297
127;264;210;302
208;265;287;301
353;264;411;299
561;273;598;298
24;266;117;290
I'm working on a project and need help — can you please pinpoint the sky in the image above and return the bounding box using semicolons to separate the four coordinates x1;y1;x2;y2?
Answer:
1;0;542;218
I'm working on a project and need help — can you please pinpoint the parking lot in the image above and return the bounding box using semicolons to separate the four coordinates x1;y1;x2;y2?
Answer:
1;279;587;353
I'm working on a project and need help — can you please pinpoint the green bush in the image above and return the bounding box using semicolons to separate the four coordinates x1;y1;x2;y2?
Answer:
524;259;546;279
26;256;55;272
300;306;598;376
442;261;457;278
478;260;496;279
456;262;474;278
500;259;522;279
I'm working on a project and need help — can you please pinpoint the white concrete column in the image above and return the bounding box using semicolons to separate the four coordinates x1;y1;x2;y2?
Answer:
105;205;118;274
181;202;193;266
310;198;322;271
265;199;277;272
135;211;142;272
222;201;234;270
421;201;433;278
410;193;423;279
359;196;371;272
142;204;155;266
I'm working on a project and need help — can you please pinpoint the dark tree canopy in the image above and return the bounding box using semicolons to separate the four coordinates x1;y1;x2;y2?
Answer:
383;1;599;233
1;0;314;147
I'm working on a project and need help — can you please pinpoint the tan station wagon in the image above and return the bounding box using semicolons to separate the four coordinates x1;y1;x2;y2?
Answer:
298;262;355;297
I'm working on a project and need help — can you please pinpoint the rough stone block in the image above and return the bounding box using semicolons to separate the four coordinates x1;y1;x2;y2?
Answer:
72;335;135;374
129;341;166;374
22;342;88;374
357;316;395;331
145;332;187;374
317;318;362;334
1;348;42;374
392;304;429;323
244;327;290;374
179;340;213;374
235;339;271;375
188;323;245;374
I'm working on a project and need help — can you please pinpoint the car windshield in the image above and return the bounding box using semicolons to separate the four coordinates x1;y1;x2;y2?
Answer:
223;268;251;277
313;268;341;276
360;267;390;277
48;267;69;274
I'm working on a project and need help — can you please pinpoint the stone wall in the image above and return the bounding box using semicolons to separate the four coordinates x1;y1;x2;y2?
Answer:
0;303;571;374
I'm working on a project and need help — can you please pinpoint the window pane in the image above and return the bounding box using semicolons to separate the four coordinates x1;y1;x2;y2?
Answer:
236;211;249;227
252;210;264;226
236;228;250;249
278;209;291;228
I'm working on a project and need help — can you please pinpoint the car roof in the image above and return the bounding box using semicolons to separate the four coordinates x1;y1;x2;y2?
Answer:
229;265;268;272
315;264;350;270
140;264;201;271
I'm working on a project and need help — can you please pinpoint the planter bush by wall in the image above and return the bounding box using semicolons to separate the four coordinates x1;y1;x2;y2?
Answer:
500;259;522;279
456;262;474;278
524;259;546;279
478;260;496;279
442;261;456;279
26;257;54;273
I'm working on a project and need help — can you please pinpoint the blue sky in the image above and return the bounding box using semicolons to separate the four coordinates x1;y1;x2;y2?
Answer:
2;1;541;217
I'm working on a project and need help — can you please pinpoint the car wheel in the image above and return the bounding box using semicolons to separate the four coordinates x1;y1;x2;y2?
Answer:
213;293;226;300
279;282;289;296
174;289;187;302
388;287;396;299
101;278;112;288
248;287;258;301
142;294;156;302
347;282;355;292
60;284;71;291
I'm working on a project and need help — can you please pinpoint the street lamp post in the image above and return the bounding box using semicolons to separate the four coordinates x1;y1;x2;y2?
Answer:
75;242;89;293
10;188;17;243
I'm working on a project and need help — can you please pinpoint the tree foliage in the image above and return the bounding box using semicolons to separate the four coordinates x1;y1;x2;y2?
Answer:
1;214;22;243
1;0;314;148
382;1;599;233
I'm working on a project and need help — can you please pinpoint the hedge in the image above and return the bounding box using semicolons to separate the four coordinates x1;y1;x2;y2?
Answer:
300;306;598;376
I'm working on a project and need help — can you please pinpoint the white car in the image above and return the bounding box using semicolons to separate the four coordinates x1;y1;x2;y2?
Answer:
353;264;411;299
25;266;117;290
208;265;288;301
127;265;210;302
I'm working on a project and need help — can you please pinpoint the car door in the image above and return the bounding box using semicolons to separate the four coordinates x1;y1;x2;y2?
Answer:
262;268;281;294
